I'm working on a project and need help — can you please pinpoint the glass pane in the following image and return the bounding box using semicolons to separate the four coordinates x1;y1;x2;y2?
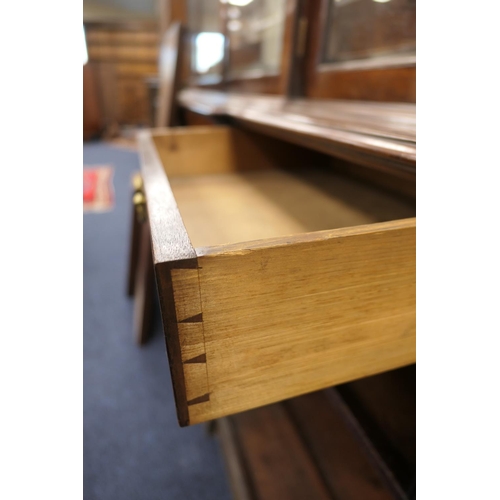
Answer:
324;0;416;63
227;0;287;78
187;0;225;77
83;25;88;65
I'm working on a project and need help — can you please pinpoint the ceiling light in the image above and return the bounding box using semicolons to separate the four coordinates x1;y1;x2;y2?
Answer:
226;0;254;6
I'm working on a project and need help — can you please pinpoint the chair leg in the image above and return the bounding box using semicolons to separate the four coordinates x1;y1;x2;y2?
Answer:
133;219;155;345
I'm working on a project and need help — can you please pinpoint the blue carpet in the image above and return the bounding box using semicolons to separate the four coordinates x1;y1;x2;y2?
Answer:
83;143;232;500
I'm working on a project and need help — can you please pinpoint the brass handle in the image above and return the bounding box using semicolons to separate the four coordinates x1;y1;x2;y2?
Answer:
132;173;143;192
132;174;147;223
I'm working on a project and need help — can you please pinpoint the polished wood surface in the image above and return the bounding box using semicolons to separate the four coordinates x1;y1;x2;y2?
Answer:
308;65;416;102
137;130;196;266
230;403;332;500
217;418;254;500
138;126;415;425
178;89;416;177
217;384;413;499
337;365;416;492
182;109;218;126
135;4;416;494
178;89;415;142
285;390;402;499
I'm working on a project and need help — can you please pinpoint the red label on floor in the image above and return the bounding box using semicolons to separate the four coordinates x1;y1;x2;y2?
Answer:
83;166;115;212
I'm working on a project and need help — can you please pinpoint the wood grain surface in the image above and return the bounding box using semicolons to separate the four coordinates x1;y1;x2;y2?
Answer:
170;168;415;248
232;404;332;500
140;126;416;425
177;89;416;177
285;390;401;499
337;365;416;491
137;130;196;265
151;125;328;177
137;130;197;424
184;219;416;423
217;387;410;499
155;22;183;128
178;89;416;142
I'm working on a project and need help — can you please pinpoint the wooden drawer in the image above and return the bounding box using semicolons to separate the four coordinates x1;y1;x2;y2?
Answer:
138;126;416;427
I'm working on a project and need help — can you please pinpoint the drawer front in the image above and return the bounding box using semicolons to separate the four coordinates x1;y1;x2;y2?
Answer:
138;127;416;426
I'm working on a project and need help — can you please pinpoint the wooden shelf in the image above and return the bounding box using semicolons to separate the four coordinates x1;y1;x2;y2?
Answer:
170;168;415;249
177;89;416;176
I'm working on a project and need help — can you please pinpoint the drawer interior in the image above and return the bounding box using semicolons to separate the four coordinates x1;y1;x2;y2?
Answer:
143;126;416;427
151;126;415;249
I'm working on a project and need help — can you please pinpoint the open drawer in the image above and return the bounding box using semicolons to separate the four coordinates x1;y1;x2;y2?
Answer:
138;125;415;427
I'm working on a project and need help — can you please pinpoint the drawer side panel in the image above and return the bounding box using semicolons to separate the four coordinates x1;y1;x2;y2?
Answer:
189;219;416;424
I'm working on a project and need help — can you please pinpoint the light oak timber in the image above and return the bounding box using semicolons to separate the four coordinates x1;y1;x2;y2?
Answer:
152;126;250;176
138;126;416;426
151;125;328;178
169;169;415;248
189;219;415;424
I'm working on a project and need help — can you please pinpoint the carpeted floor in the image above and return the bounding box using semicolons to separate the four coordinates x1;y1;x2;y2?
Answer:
83;143;232;500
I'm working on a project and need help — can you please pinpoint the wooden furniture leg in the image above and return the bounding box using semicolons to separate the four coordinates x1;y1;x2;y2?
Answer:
133;218;155;345
127;201;141;296
127;173;144;296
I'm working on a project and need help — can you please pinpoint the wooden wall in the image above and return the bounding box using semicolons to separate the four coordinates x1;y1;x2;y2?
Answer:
83;62;103;140
84;21;160;132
